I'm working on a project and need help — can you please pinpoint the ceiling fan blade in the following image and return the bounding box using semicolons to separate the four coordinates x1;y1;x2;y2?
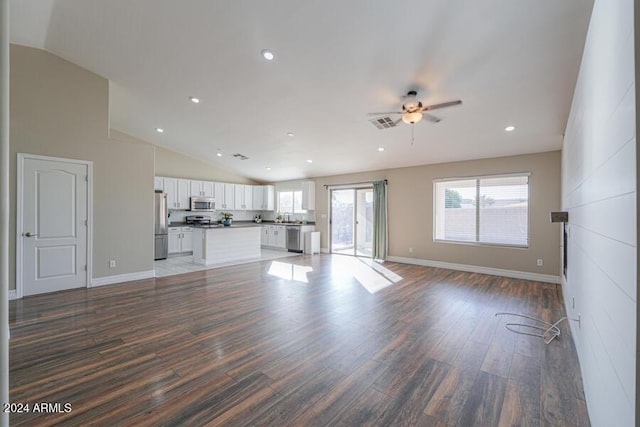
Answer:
421;100;463;111
367;111;402;116
423;113;441;123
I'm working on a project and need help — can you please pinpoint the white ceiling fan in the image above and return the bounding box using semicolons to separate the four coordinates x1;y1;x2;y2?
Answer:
369;90;462;125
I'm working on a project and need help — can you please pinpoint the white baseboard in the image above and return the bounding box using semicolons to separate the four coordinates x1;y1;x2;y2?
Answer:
9;289;17;300
386;256;561;284
91;270;155;287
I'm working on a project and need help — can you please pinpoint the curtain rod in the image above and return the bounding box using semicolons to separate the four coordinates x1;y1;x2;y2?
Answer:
323;179;387;189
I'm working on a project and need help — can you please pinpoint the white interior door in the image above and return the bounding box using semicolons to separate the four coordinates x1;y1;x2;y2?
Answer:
20;156;89;296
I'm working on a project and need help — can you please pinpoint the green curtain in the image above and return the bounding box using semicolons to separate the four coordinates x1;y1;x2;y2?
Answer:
372;180;388;260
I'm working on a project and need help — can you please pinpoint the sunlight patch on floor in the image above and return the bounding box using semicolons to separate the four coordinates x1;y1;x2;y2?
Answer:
333;255;403;294
267;261;313;283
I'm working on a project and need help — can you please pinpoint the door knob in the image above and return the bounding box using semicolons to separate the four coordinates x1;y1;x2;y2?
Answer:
23;232;37;237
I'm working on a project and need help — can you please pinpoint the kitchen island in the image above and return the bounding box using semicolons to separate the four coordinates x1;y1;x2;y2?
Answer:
192;224;261;266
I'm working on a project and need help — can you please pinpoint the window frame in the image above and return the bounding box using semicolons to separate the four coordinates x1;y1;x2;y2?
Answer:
277;190;307;214
432;172;530;248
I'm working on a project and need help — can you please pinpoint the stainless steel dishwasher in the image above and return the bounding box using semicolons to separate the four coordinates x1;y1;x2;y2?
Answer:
286;226;302;252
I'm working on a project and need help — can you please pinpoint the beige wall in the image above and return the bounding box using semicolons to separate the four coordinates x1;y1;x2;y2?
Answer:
9;44;155;288
9;45;262;291
155;145;256;184
289;150;561;276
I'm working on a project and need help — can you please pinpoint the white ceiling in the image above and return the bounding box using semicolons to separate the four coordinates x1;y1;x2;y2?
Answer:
10;0;593;182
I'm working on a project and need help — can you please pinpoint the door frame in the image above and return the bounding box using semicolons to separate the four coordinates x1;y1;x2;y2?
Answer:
16;153;94;299
328;184;373;257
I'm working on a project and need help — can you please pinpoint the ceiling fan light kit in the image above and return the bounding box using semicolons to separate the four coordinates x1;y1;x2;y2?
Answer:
402;111;423;124
368;90;462;129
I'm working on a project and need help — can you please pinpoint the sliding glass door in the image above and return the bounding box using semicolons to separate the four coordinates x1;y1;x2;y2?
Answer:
330;188;373;257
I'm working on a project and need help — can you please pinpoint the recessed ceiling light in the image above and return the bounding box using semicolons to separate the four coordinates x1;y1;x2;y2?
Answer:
378;147;385;152
306;159;313;163
216;152;223;157
287;132;295;137
505;125;516;132
189;96;200;104
156;128;164;133
261;49;275;61
266;167;271;171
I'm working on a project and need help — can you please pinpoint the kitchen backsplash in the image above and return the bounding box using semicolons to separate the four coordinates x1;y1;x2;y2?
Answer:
168;209;315;224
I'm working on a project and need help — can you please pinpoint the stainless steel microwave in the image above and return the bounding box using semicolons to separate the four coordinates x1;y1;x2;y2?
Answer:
190;197;216;212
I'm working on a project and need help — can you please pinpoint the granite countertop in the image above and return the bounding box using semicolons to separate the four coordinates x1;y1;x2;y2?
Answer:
169;221;315;228
261;221;316;226
191;221;263;229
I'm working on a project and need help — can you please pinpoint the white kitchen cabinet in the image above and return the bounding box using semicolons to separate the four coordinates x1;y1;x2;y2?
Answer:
253;185;275;211
165;178;191;210
214;182;235;210
301;181;315;211
154;177;165;191
234;184;253;210
275;225;287;248
181;228;193;252
214;183;226;209
261;225;287;249
261;226;270;246
264;186;275;210
225;184;236;208
190;180;214;198
168;226;193;254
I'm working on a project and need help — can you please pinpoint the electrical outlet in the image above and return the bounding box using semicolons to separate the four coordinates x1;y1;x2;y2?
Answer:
409;247;413;253
577;313;581;328
536;258;543;267
109;260;116;268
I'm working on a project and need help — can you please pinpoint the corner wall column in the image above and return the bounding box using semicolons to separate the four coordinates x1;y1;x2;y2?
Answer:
0;0;10;424
634;1;639;425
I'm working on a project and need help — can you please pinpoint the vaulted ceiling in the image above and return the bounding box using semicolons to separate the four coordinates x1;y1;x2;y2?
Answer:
10;0;593;182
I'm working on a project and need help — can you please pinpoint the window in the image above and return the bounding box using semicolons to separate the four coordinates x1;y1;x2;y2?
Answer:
277;191;306;214
434;174;529;247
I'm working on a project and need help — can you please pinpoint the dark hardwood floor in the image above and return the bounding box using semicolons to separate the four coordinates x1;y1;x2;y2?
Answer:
9;254;590;426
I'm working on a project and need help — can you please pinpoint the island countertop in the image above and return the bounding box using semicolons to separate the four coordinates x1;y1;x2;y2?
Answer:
192;221;315;229
192;221;263;229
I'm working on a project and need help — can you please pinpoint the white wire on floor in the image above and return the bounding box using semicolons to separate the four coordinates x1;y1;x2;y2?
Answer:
494;312;579;345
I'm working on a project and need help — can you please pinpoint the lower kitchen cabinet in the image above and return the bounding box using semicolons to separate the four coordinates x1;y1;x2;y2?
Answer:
275;226;286;248
168;226;193;254
261;225;287;249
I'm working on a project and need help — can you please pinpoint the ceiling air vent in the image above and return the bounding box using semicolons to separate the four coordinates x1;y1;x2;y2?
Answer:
232;153;249;160
370;116;398;130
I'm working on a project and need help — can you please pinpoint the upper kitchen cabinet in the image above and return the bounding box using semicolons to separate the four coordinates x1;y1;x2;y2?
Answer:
301;181;315;211
190;180;214;198
164;177;190;210
215;182;235;210
253;185;275;211
234;184;253;210
154;177;165;191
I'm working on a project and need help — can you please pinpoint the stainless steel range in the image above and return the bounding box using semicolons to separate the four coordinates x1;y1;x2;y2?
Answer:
185;215;213;226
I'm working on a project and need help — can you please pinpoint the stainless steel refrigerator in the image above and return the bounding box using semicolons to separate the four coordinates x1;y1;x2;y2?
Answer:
154;191;168;260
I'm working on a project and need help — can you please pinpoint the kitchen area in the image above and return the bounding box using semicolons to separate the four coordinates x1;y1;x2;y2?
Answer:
153;177;319;276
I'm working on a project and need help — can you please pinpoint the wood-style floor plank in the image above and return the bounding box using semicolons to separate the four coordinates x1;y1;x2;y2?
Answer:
9;254;590;426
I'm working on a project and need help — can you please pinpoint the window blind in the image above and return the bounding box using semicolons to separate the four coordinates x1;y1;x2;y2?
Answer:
434;174;529;247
